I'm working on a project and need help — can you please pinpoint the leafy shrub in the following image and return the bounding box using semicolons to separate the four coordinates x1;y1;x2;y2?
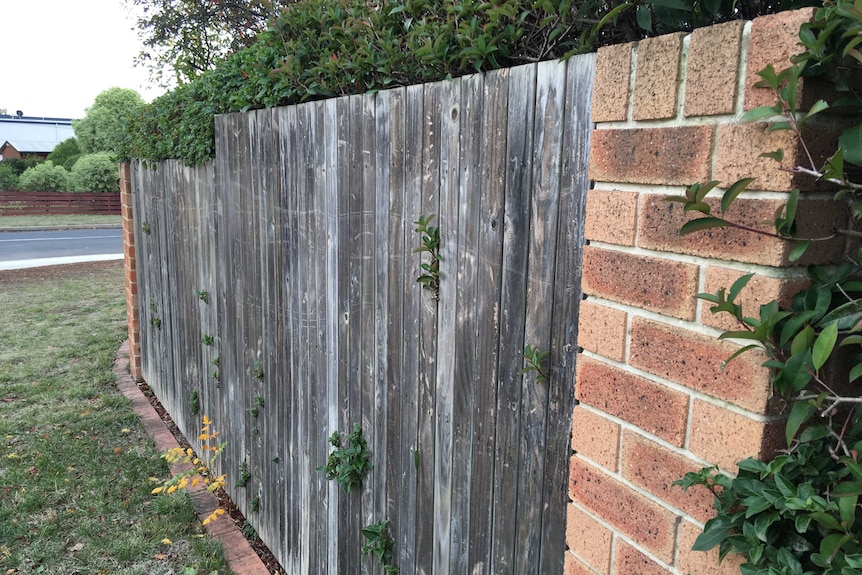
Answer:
62;154;82;171
47;137;81;168
0;163;18;190
17;161;70;192
2;156;42;176
125;0;818;166
75;88;145;155
70;152;119;192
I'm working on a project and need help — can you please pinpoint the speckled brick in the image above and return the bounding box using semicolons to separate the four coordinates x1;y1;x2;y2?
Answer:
567;504;613;572
745;8;817;110
589;126;714;186
714;121;842;193
565;551;601;575
689;399;786;471
584;190;638;246
678;520;746;575
629;317;776;414
614;540;673;575
633;33;685;121
569;457;679;562
576;356;689;446
593;43;634;122
685;21;745;116
581;246;699;320
621;431;716;524
571;405;621;470
637;195;846;267
577;299;627;362
702;267;810;331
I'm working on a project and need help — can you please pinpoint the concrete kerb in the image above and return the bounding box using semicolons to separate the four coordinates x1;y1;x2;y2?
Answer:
113;341;270;575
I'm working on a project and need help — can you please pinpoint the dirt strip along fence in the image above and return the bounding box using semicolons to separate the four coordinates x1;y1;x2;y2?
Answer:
0;191;121;216
131;54;594;575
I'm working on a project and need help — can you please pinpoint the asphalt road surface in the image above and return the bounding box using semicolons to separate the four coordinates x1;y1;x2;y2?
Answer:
0;229;123;270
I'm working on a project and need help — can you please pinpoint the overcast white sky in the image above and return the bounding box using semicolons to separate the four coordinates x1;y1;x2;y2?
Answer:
0;0;166;119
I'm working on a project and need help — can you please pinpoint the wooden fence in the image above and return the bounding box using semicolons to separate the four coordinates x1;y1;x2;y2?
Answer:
0;191;121;215
131;54;594;574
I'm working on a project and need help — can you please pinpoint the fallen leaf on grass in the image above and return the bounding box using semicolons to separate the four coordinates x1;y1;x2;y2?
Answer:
161;538;173;545
67;543;84;552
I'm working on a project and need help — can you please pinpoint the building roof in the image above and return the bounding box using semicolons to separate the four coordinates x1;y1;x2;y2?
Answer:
0;115;76;155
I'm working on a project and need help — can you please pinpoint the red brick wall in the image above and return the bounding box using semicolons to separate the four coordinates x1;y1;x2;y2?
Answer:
119;162;142;382
568;9;848;575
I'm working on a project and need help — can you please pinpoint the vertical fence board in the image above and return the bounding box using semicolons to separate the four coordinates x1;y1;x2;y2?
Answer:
400;83;424;575
450;71;484;575
539;53;596;574
434;77;461;575
130;57;593;575
516;59;566;574
491;63;537;574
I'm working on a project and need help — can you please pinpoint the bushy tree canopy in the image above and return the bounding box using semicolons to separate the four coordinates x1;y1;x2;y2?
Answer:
17;161;70;192
0;163;19;191
47;137;81;169
126;0;290;84
70;152;120;192
74;88;145;155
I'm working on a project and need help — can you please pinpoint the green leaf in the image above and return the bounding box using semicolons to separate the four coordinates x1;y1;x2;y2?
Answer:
781;351;813;394
691;515;734;551
721;178;755;213
812;321;839;370
636;4;652;31
811;511;843;531
684;201;712;214
839;493;859;526
742;105;782;122
851;362;862;383
720;344;760;370
785;401;816;444
840;123;862;166
728;273;754;302
680;217;727;235
782;188;800;234
648;0;689;10
805;99;830;120
789;240;811;262
780;311;816;348
821;533;853;562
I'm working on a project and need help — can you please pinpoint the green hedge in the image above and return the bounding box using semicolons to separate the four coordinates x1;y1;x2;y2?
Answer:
125;0;817;166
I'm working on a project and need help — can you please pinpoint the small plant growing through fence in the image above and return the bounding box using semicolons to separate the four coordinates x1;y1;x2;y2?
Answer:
317;424;372;492
361;519;399;574
201;334;214;346
413;214;441;299
249;360;264;381
189;390;200;415
151;415;226;525
212;356;220;367
194;289;209;304
236;461;250;488
141;222;151;235
522;345;549;383
249;394;265;418
250;493;260;513
150;317;162;330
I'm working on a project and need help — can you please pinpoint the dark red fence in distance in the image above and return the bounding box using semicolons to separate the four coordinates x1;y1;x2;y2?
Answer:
0;192;121;216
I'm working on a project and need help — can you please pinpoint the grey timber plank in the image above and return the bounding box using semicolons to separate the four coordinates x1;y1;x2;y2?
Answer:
399;83;424;575
449;71;483;575
539;53;595;575
468;67;509;575
433;76;461;575
491;62;537;575
515;59;566;574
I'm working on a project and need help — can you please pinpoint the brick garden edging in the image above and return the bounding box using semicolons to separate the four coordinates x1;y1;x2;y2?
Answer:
113;340;269;575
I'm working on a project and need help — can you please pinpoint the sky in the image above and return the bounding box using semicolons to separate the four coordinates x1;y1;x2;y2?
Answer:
0;0;167;119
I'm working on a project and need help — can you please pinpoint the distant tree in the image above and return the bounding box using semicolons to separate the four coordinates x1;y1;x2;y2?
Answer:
70;152;119;192
2;156;43;176
125;0;288;84
47;137;81;168
73;88;145;155
0;108;6;115
17;161;70;192
0;163;18;191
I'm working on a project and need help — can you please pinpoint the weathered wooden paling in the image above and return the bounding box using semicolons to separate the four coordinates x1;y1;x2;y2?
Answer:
131;55;594;575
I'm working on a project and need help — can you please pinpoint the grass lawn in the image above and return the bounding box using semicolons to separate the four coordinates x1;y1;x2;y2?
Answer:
0;215;122;229
0;263;228;574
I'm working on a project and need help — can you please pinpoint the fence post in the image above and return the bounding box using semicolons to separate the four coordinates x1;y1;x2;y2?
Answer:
119;162;142;381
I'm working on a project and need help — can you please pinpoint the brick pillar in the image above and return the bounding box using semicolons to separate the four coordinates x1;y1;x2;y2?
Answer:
119;162;143;382
567;9;848;575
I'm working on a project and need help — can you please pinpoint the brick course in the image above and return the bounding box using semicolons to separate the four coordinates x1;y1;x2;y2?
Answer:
569;457;679;562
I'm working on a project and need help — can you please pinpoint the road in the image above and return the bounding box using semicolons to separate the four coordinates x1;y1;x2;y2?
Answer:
0;229;123;270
